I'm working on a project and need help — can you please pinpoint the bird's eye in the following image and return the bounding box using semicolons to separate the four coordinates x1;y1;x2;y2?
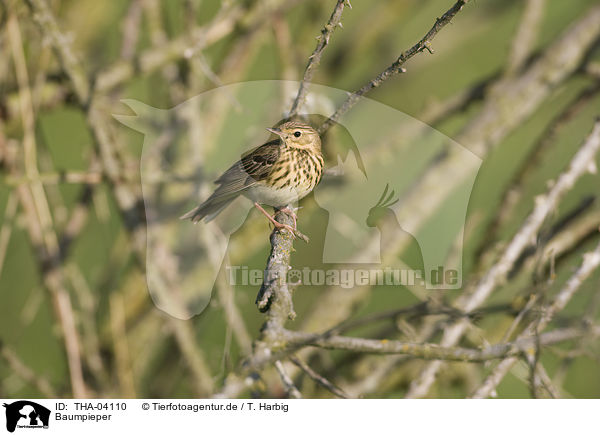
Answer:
294;131;302;138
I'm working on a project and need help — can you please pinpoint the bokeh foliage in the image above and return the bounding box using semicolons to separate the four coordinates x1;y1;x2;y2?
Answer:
1;0;600;398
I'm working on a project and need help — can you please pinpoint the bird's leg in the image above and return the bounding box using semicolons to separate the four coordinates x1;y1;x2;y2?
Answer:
254;202;296;237
277;206;299;230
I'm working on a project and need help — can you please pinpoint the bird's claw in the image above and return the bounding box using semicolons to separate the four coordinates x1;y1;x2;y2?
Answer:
271;221;309;243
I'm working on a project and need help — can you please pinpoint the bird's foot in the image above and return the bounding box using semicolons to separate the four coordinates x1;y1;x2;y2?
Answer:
254;203;308;242
276;206;300;230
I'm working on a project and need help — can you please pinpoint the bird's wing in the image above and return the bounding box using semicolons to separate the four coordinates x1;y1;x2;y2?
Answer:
212;140;281;196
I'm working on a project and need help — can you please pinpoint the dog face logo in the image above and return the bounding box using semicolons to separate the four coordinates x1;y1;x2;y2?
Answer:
3;401;50;432
115;80;481;319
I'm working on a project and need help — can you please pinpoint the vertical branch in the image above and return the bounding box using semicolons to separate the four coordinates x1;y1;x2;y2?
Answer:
255;213;297;325
23;0;217;397
109;292;137;398
24;0;90;102
120;0;143;61
169;320;215;396
0;192;18;278
7;11;87;398
288;0;348;118
505;0;546;75
217;274;253;356
251;212;298;387
66;264;109;386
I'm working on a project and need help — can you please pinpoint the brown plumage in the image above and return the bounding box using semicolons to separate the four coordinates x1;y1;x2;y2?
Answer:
180;121;324;230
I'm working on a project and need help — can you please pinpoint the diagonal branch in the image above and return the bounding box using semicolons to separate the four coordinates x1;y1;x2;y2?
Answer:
406;120;600;397
23;0;216;396
318;0;470;134
470;238;600;398
290;355;350;398
275;360;303;398
0;343;57;397
299;8;600;396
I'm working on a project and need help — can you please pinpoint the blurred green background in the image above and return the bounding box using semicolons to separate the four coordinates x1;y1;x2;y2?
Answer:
1;0;600;398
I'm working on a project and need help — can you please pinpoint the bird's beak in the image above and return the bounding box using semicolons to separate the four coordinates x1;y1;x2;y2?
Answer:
267;127;283;137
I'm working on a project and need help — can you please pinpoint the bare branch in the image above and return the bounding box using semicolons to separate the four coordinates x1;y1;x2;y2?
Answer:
299;8;600;394
255;213;298;321
279;327;598;362
318;0;470;134
23;0;216;396
96;0;301;93
24;0;90;102
505;0;546;75
471;239;600;398
109;293;137;398
476;80;600;258
290;356;350;399
119;0;143;61
406;120;600;397
289;0;348;118
0;343;57;398
7;11;87;398
275;360;302;398
0;192;18;279
217;273;253;356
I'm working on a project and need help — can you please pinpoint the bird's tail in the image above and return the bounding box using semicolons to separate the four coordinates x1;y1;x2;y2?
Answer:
179;195;237;223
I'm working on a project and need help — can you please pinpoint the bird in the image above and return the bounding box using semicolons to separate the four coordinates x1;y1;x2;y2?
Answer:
180;121;324;236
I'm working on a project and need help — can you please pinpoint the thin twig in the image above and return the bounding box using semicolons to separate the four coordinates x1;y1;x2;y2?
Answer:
24;0;90;102
0;343;57;397
109;292;137;398
475;80;600;259
289;0;348;118
505;0;546;75
95;0;296;93
0;192;18;279
66;264;109;387
119;0;143;60
290;355;350;398
7;11;87;398
304;4;600;340
275;360;302;398
23;0;216;396
407;121;600;398
278;327;598;362
318;0;470;134
470;239;600;398
169;319;215;396
217;272;253;356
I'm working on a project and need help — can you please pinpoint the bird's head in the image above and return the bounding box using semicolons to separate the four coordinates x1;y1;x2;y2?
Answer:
267;121;321;152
